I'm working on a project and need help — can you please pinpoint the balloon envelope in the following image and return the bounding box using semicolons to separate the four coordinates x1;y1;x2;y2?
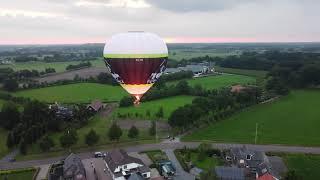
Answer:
103;32;168;103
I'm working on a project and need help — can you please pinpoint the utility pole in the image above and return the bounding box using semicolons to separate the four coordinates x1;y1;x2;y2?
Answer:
255;123;258;144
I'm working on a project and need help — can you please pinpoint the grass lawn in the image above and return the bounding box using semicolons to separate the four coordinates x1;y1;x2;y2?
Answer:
215;66;267;78
0;168;36;180
13;83;127;103
0;59;104;73
190;152;223;171
169;74;255;90
183;90;320;146
0;128;9;159
283;154;320;180
0;99;6;109
142;150;168;163
113;95;195;120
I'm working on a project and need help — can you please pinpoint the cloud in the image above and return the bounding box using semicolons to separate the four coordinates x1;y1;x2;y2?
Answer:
146;0;252;12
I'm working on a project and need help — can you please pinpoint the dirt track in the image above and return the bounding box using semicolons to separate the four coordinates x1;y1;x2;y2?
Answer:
34;67;107;83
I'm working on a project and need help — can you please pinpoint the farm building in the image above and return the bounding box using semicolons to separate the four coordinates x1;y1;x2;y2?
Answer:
215;166;246;180
164;63;213;77
104;149;151;180
87;100;104;112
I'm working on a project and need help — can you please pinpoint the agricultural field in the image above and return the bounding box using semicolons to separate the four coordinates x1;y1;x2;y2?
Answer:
0;59;104;73
281;153;320;180
13;83;127;103
113;95;195;120
169;49;240;60
215;66;267;78
169;74;256;90
183;90;320;146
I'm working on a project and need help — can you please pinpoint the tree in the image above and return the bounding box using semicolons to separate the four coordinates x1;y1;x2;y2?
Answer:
155;107;164;119
85;129;100;146
19;138;27;155
6;131;15;148
39;136;55;152
108;123;122;141
0;101;20;130
128;126;139;139
176;80;190;95
149;121;156;136
119;96;134;107
3;79;18;91
60;129;78;149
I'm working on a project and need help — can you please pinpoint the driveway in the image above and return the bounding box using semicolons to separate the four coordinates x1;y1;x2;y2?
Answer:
163;149;195;180
82;158;112;180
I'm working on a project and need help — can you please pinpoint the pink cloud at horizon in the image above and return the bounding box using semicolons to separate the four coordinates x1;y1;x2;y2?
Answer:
1;36;318;45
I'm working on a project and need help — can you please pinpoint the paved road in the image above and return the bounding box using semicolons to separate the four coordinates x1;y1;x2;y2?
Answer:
164;149;195;180
2;142;320;170
0;149;18;163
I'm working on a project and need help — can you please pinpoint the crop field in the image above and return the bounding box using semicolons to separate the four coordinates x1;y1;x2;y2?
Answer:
0;59;104;72
215;66;267;78
282;154;320;180
13;83;127;103
183;90;320;146
169;49;240;60
169;74;256;90
113;95;195;120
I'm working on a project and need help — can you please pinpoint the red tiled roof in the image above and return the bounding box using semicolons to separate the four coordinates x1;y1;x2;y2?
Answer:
258;173;275;180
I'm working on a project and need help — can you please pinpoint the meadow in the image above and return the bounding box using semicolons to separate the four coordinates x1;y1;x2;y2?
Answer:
113;95;195;120
169;74;256;90
0;59;104;72
13;83;127;103
215;66;267;78
183;90;320;146
169;49;240;60
283;154;320;180
0;169;36;180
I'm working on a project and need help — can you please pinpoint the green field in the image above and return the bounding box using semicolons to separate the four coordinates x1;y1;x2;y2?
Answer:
0;59;105;73
169;74;255;90
169;49;240;60
215;66;267;78
113;95;195;120
283;154;320;179
13;83;127;103
184;90;320;146
0;169;36;180
0;99;6;109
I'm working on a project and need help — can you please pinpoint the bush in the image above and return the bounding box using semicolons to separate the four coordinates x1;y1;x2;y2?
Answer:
119;96;134;107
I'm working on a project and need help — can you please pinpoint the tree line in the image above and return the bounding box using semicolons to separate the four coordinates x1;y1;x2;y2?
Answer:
0;100;93;154
65;61;92;71
168;86;262;132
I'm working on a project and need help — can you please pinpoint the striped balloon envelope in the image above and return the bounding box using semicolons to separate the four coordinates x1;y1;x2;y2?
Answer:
103;32;168;104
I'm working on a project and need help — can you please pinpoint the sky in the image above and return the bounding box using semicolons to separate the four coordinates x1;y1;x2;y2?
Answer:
0;0;319;44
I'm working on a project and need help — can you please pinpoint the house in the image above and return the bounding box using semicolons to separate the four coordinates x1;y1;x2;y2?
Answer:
104;149;151;180
227;146;279;179
215;166;246;180
48;153;86;180
63;153;86;180
49;102;73;120
87;100;104;112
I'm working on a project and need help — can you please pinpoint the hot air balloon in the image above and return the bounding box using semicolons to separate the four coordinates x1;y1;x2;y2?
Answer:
103;32;168;104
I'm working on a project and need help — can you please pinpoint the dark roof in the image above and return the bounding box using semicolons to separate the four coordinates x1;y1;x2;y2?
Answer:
104;149;148;173
88;100;103;111
230;146;267;168
215;166;245;180
63;153;86;180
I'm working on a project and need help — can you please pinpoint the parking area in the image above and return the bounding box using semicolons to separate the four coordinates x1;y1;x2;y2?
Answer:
82;158;112;180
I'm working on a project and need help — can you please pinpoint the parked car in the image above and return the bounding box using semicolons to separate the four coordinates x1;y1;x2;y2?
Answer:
94;152;107;158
